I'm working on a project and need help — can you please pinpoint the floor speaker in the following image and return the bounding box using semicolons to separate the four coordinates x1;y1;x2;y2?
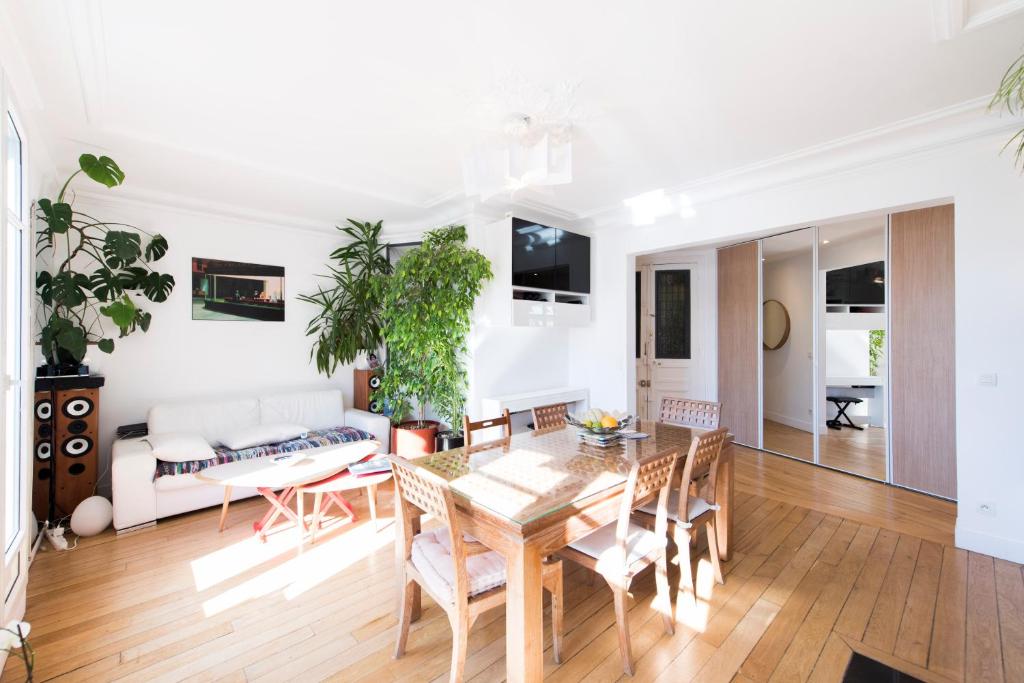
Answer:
354;368;384;414
33;376;105;521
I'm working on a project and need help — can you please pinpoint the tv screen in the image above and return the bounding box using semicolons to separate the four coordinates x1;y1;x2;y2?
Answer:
511;218;590;293
826;260;885;305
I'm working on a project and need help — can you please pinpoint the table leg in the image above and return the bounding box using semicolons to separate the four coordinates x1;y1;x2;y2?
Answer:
505;541;544;683
367;483;378;530
715;444;734;561
218;485;232;532
297;491;305;550
311;491;323;544
254;487;297;541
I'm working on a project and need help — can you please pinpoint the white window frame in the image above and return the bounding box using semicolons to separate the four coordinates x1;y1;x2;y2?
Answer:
0;68;32;627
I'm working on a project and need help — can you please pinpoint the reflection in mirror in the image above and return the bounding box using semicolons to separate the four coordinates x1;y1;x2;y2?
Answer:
762;229;814;461
818;217;887;480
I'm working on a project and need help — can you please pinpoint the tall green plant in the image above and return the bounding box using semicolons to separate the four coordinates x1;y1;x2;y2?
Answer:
377;224;493;431
35;154;174;367
990;50;1024;170
298;219;392;376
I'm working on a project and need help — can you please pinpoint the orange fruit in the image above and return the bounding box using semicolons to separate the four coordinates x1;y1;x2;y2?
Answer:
600;415;618;429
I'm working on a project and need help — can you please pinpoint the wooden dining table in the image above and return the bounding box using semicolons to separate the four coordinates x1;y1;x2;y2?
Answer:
400;421;734;682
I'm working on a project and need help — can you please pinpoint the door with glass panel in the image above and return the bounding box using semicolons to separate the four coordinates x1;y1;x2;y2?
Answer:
761;229;816;462
644;264;699;420
2;100;29;623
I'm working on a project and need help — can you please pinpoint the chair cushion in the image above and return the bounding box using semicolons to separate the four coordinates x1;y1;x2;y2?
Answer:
411;529;506;604
568;522;666;574
637;490;718;527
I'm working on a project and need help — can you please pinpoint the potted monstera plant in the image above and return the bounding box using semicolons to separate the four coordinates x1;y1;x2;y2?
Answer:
35;154;174;374
376;224;492;455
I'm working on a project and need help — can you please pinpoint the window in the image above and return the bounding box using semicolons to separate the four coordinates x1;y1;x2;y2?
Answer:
654;269;691;360
3;109;25;554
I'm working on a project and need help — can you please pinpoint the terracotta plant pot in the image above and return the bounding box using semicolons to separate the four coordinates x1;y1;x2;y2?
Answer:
392;420;440;457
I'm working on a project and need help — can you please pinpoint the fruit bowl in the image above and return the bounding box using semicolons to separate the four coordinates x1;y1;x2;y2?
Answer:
566;409;634;435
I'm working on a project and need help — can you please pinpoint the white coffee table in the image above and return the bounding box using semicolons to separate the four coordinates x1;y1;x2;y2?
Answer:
195;440;380;543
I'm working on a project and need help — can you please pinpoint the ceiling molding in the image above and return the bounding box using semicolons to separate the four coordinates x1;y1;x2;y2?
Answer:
933;0;1024;39
583;95;1021;229
72;185;339;236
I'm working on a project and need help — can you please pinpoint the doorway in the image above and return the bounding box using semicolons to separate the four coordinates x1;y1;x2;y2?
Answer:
635;251;713;420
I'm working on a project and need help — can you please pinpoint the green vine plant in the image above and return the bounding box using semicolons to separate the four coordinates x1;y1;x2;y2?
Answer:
376;224;493;432
297;219;392;377
990;50;1024;170
36;154;175;369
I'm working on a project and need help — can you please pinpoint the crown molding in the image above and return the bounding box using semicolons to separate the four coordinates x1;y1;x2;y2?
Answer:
72;186;339;237
582;96;1022;229
933;0;1024;39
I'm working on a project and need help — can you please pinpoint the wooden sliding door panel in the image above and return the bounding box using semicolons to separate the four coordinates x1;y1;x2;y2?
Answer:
890;204;956;499
717;242;760;446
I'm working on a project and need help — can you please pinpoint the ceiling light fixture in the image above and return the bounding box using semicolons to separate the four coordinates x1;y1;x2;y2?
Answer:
822;240;831;244
462;81;579;201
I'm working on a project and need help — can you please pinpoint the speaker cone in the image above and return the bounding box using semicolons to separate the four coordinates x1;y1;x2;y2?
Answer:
62;397;95;418
36;442;52;460
35;399;52;421
61;436;93;457
369;399;383;414
37;468;50;481
68;463;86;476
369;375;382;389
68;419;88;434
38;423;53;439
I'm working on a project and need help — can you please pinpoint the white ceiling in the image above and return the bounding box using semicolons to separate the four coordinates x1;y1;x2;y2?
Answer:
6;0;1024;231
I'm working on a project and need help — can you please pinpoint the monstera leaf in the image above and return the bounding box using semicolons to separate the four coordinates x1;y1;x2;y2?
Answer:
79;154;125;188
100;295;138;334
41;317;88;363
141;272;175;302
50;271;92;308
38;199;73;234
103;231;142;268
89;268;123;302
36;271;53;305
144;234;168;262
118;266;149;290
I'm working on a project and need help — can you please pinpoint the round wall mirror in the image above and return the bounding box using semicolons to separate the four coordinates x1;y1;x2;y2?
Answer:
763;299;791;350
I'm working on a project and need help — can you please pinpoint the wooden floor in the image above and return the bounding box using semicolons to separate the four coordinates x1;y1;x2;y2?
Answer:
4;449;1019;683
763;420;887;482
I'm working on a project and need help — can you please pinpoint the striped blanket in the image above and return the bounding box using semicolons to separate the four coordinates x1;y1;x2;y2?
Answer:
153;426;375;479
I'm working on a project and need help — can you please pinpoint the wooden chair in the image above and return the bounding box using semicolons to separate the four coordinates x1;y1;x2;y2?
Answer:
531;402;568;430
658;397;721;429
635;428;729;607
390;455;564;682
557;450;678;676
462;408;511;448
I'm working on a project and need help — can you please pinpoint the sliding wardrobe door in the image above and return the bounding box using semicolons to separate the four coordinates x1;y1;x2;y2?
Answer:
890;204;956;498
717;241;759;446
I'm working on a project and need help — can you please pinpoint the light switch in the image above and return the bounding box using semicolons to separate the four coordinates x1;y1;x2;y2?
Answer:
979;373;998;387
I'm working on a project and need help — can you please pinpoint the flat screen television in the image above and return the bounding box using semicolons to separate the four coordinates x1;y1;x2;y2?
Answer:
511;218;591;293
825;260;885;305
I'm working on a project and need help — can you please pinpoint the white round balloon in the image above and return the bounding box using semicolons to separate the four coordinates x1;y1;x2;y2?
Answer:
70;496;113;537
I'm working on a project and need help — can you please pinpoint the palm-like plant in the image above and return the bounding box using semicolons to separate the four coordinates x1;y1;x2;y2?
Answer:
990;51;1024;170
298;219;392;376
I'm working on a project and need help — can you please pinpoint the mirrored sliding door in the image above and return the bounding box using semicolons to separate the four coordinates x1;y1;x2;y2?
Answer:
761;229;815;462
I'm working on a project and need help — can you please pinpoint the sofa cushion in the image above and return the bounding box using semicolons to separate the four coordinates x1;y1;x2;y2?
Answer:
149;397;260;446
259;390;344;431
220;423;309;450
411;528;506;604
154;426;374;478
143;432;215;463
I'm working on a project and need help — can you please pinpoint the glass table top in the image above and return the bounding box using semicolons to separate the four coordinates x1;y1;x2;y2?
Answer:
415;421;706;525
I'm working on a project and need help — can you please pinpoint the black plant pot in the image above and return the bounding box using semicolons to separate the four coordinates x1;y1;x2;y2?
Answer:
435;430;465;452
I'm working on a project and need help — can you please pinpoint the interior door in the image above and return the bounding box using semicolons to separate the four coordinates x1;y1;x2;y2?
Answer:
890;204;956;499
635;269;650;419
718;242;760;446
647;264;699;419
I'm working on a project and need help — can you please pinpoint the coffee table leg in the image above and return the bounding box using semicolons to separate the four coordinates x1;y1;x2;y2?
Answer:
297;491;305;551
218;485;232;532
368;483;378;530
255;487;298;541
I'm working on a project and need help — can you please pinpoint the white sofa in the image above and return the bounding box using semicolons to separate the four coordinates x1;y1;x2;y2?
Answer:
112;388;390;532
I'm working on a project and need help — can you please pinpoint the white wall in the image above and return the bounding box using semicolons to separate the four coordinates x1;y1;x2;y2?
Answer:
63;196;355;494
763;251;813;431
570;131;1024;564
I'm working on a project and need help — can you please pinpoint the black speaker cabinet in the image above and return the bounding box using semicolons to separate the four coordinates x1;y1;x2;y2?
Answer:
33;376;104;521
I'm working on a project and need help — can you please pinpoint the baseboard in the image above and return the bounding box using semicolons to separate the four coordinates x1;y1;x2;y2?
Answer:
955;522;1024;564
115;520;156;535
764;411;813;433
